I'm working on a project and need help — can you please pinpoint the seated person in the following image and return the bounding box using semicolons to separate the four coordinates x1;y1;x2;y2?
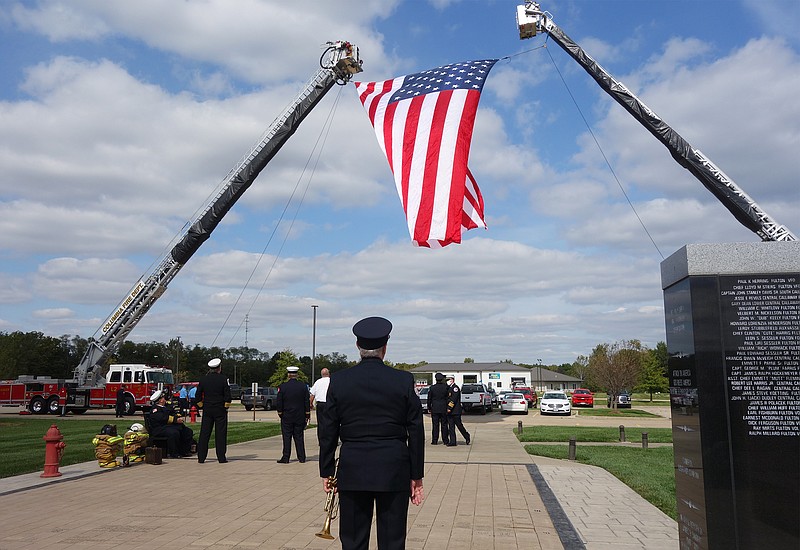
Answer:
148;390;194;458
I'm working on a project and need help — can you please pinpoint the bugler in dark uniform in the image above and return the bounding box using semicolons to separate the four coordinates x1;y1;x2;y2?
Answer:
276;366;310;463
196;357;232;463
319;316;425;550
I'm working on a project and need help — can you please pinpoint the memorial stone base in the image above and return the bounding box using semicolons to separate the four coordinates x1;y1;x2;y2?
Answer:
661;242;799;550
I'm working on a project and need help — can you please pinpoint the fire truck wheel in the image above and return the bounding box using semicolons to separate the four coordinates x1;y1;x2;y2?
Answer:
29;396;46;414
123;396;136;416
47;396;61;415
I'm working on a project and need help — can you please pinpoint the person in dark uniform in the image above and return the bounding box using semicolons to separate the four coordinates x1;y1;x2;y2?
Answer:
115;385;126;417
427;373;449;445
148;390;194;458
445;375;471;446
195;358;232;464
319;316;425;550
276;366;310;463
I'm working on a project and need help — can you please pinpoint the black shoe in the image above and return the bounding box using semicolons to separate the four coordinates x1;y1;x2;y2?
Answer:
465;438;471;445
447;443;457;447
276;458;289;463
218;459;228;463
198;459;205;464
431;441;439;445
298;459;306;463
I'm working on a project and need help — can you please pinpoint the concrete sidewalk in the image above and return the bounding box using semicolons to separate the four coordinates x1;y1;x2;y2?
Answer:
0;414;678;549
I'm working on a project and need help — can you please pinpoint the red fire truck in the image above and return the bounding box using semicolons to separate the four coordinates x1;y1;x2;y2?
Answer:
0;364;173;415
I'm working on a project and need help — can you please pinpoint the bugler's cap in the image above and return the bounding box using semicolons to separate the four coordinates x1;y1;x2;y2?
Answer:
208;358;222;368
150;390;163;402
353;316;392;350
446;375;455;381
435;372;445;381
287;366;299;373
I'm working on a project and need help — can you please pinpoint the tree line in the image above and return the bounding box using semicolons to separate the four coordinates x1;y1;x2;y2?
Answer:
0;331;421;388
0;331;668;396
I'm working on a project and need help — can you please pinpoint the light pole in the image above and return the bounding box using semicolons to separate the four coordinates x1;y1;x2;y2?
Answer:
537;358;542;393
175;337;181;382
312;305;318;383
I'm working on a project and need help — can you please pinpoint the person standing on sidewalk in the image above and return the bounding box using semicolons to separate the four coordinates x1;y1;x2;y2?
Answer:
445;375;470;446
276;366;310;463
195;357;232;464
115;385;126;417
427;372;449;445
309;368;331;444
319;316;425;550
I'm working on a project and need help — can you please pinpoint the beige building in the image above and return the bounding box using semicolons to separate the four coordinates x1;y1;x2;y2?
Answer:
410;362;582;393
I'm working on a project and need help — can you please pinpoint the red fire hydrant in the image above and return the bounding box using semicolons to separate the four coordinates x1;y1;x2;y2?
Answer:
190;405;198;423
41;424;66;478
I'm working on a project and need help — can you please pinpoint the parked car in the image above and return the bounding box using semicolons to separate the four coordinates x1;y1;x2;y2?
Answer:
500;392;528;415
241;387;278;410
540;391;571;416
607;391;632;408
570;388;594;408
418;387;429;412
228;383;242;400
512;387;538;408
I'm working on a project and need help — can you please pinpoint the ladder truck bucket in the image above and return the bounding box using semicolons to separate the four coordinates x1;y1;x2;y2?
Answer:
517;3;543;39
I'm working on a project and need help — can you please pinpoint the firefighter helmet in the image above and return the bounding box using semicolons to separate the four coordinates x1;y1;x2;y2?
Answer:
129;423;144;433
100;424;118;436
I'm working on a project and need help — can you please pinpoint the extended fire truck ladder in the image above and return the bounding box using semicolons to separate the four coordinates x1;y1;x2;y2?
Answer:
74;41;362;386
516;2;796;243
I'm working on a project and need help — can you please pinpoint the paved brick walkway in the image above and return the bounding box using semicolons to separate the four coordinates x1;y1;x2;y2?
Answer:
0;411;678;549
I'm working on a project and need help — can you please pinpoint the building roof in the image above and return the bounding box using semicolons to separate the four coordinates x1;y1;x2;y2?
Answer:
410;363;581;383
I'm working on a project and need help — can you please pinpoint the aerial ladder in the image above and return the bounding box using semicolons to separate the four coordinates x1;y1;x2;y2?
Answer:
515;2;796;243
75;41;363;387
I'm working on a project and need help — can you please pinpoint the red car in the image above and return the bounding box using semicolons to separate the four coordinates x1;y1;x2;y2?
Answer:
570;388;594;407
513;387;538;408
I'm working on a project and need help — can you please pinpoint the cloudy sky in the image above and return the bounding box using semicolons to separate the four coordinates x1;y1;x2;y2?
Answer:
1;0;798;366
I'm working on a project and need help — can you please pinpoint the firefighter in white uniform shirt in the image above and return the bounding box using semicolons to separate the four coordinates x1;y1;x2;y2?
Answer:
309;368;331;444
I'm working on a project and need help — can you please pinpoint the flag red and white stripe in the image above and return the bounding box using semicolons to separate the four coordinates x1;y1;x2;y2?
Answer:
355;59;497;247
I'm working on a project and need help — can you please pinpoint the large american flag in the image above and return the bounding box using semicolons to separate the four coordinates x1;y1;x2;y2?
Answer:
355;59;497;247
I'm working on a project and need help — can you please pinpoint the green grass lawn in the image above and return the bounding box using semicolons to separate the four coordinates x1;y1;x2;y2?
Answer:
576;408;662;418
518;425;673;443
0;417;282;478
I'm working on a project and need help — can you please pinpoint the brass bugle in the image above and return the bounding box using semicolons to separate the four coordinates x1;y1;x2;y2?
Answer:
316;477;338;540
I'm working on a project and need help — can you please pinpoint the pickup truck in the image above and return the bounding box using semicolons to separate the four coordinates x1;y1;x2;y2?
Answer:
241;387;278;410
459;383;493;415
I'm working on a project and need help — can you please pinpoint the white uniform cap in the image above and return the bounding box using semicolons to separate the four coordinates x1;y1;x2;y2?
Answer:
150;390;163;402
287;366;299;373
208;358;222;368
130;423;144;432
